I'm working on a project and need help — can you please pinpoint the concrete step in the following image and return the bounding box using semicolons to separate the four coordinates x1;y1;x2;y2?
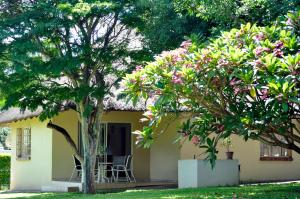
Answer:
41;181;82;192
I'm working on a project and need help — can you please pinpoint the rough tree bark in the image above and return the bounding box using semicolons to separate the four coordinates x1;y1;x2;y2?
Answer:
79;101;103;194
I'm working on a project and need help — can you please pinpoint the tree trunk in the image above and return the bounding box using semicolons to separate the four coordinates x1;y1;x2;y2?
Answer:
79;99;103;194
81;116;98;194
82;141;97;194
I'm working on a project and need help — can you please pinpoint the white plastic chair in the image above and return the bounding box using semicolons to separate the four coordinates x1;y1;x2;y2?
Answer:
69;155;82;182
69;155;99;182
112;155;136;182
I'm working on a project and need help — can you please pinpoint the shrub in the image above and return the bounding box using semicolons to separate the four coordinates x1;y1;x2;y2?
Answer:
0;155;10;186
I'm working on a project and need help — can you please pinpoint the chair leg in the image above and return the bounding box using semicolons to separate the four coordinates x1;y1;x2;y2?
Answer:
97;169;100;183
130;170;136;183
111;170;116;182
109;171;113;183
69;168;75;182
125;170;130;182
116;170;119;182
77;170;82;181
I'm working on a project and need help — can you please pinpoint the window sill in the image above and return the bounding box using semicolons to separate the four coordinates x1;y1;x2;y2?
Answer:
260;156;293;161
17;157;31;161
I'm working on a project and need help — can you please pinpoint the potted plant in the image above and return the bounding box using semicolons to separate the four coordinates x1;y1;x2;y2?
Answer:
222;138;234;160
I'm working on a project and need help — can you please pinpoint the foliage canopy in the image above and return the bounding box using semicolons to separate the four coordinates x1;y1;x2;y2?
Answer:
123;9;300;166
174;0;300;34
0;0;148;193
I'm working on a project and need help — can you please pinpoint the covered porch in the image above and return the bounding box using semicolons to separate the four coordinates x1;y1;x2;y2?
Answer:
51;111;150;182
49;110;179;191
7;109;180;191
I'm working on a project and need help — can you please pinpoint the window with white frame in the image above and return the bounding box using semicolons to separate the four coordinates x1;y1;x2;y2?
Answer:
16;128;31;160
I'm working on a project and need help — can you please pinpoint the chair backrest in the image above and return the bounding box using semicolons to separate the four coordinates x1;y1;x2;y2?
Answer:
125;155;133;170
73;155;82;170
113;156;126;166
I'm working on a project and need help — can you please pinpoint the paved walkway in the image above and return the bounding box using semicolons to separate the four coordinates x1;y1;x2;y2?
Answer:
0;191;44;198
241;180;300;186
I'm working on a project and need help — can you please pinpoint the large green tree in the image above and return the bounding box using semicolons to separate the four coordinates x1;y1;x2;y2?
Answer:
174;0;300;34
134;0;300;58
123;10;300;166
0;0;149;193
134;0;208;54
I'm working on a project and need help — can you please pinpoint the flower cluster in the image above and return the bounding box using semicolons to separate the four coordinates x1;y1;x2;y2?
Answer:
253;32;265;43
254;47;270;56
159;46;188;64
273;41;284;58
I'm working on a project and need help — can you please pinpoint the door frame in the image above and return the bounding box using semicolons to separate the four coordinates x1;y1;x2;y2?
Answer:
78;122;133;160
99;122;133;160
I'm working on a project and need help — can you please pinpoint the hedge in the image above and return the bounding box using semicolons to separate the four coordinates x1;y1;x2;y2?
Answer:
0;155;10;186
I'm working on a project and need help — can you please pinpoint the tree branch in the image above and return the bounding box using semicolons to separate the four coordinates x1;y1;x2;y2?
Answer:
103;12;119;49
47;121;83;162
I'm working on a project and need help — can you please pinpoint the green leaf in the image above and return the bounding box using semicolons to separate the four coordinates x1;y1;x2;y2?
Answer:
241;117;251;125
265;98;274;106
250;87;256;98
282;103;289;112
289;97;300;104
156;81;165;89
282;82;289;93
268;82;279;91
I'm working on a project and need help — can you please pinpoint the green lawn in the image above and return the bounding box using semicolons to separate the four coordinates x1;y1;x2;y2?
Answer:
1;183;300;199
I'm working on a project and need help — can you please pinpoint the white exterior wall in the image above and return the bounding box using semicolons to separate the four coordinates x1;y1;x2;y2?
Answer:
150;116;180;182
10;118;52;191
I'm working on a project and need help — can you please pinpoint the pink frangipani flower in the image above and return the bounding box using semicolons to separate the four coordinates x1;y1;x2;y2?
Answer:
260;89;269;100
143;110;154;120
180;40;192;49
229;78;241;86
253;32;265;43
286;18;292;26
171;71;183;85
254;47;270;56
273;48;283;58
275;41;284;49
191;135;200;145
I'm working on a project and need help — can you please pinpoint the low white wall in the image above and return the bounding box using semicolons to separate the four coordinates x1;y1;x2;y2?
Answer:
178;160;239;188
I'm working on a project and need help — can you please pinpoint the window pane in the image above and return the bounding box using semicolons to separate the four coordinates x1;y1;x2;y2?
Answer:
16;128;31;159
23;128;31;158
271;146;281;157
260;143;269;157
281;148;288;156
16;128;22;158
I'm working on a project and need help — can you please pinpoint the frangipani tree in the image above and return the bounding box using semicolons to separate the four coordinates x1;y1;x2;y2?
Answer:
123;10;300;166
0;0;147;194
